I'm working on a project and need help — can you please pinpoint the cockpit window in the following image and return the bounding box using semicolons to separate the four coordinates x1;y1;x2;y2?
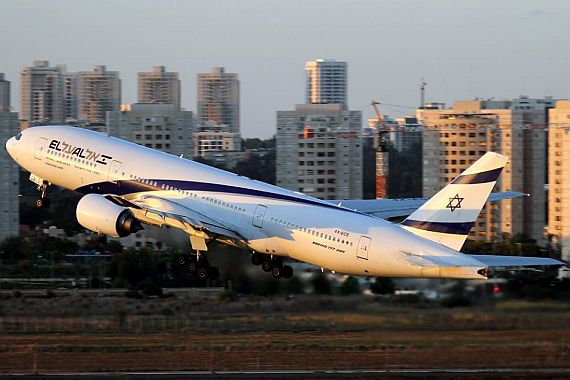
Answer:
15;132;22;140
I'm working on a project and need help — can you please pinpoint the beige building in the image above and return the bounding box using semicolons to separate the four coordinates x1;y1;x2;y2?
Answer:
547;101;570;263
417;99;549;243
197;67;239;133
78;65;121;123
193;131;242;158
305;59;348;105
0;75;19;241
105;103;194;157
138;66;181;110
277;103;362;200
19;61;65;124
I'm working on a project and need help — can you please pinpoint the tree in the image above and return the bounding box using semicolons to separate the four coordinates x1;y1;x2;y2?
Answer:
370;277;395;295
312;272;332;295
340;275;360;295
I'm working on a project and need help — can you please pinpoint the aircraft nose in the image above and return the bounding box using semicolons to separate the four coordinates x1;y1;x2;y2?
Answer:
5;136;18;161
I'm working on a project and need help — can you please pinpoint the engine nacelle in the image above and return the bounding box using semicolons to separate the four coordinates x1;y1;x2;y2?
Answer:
76;194;143;238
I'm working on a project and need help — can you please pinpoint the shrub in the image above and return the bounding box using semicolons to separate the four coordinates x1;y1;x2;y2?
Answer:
441;294;472;308
218;289;238;302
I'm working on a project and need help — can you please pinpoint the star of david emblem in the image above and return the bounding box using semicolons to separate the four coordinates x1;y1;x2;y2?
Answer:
446;193;464;212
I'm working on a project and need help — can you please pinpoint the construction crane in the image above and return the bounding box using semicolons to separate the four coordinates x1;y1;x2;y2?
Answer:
371;101;389;199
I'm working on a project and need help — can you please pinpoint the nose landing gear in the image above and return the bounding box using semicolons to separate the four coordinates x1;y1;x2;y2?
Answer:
35;180;51;209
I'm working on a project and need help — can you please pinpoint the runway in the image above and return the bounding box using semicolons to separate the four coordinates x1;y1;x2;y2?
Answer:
1;369;570;379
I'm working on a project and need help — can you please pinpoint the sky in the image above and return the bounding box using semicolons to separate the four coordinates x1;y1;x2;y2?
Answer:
2;0;570;138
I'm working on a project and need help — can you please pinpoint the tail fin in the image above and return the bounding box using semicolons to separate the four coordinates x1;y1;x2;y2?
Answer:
401;152;509;251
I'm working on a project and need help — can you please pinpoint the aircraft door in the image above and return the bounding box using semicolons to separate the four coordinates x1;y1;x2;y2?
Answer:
252;205;267;228
107;160;122;183
34;138;47;160
356;236;371;260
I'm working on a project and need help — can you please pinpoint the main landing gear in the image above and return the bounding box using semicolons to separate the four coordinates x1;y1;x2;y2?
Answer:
177;253;219;281
35;180;51;209
251;252;293;279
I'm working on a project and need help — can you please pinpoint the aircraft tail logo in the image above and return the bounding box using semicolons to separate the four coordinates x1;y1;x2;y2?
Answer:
400;152;509;251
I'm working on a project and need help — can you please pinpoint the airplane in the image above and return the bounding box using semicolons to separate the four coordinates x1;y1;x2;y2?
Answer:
5;126;565;281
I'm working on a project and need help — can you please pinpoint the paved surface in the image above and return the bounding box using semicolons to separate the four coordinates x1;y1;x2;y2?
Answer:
1;369;570;379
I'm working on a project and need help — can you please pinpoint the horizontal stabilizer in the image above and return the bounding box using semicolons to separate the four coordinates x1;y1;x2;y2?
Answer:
337;191;525;219
469;255;565;267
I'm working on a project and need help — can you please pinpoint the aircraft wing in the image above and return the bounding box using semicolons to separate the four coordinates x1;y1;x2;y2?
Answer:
336;191;526;219
469;255;565;267
105;194;245;250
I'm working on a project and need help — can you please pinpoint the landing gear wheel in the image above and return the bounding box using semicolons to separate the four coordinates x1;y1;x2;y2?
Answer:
177;254;189;267
187;259;198;273
35;197;50;209
251;253;263;266
282;265;293;279
209;267;220;281
197;266;208;281
261;256;273;272
271;265;283;279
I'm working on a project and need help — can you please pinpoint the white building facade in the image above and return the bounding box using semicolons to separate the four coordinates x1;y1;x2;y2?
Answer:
105;103;195;157
277;103;362;200
305;59;348;105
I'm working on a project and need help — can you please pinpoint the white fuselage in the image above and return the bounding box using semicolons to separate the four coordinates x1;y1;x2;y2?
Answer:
6;126;487;279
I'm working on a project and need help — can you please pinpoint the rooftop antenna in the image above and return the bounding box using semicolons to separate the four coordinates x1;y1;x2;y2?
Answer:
418;78;427;109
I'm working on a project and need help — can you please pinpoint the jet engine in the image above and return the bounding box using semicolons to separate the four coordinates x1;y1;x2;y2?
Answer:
76;194;143;238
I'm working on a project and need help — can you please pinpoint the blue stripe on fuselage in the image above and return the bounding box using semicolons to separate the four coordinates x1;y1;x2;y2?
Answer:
401;219;474;235
75;179;360;214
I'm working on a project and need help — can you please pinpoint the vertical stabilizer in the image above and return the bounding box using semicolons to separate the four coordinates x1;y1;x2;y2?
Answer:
401;152;509;251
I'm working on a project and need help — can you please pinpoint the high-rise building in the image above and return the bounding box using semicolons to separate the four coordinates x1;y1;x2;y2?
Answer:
138;66;181;110
417;98;551;243
105;103;194;157
547;101;570;264
197;67;239;133
78;65;121;123
59;65;79;121
277;103;362;200
0;74;19;241
0;73;10;111
305;59;348;105
19;61;65;124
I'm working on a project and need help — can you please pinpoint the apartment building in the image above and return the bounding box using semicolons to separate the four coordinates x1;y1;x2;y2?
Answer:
277;103;362;200
417;98;550;243
78;65;121;123
548;101;570;263
60;65;79;121
305;59;348;105
19;61;65;124
105;103;194;157
0;75;19;241
193;124;241;158
197;67;239;133
0;73;10;111
138;66;181;110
